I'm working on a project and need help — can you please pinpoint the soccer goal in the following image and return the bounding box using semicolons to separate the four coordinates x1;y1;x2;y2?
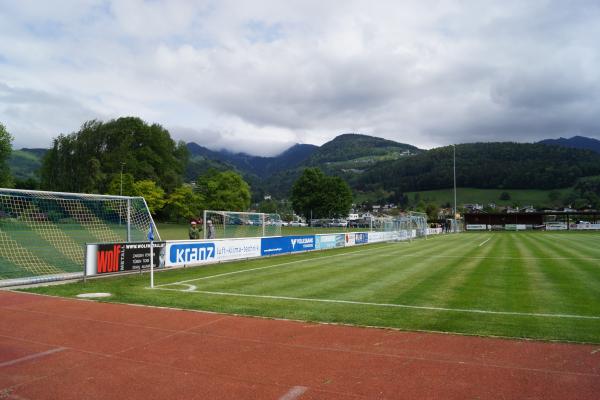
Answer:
409;211;428;237
384;212;428;242
0;188;158;286
203;210;282;239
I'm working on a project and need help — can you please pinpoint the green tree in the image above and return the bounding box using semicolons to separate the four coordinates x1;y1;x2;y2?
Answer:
133;180;165;214
106;173;136;196
573;176;600;209
164;184;204;222
425;203;440;221
196;170;251;211
0;123;14;187
258;198;278;214
40;117;188;194
291;168;353;220
290;168;326;220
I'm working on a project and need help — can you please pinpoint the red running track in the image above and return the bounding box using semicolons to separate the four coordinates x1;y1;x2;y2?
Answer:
1;290;599;399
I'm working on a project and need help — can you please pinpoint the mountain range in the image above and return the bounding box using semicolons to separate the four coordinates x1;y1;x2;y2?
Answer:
9;134;600;199
538;136;600;154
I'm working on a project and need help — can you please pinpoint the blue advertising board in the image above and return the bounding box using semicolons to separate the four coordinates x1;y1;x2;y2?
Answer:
261;235;315;256
355;232;368;244
169;242;216;265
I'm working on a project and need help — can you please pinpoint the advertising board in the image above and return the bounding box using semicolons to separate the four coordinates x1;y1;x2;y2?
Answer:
166;238;261;267
86;242;165;276
355;232;368;244
368;232;385;243
572;223;600;230
261;235;315;256
315;234;345;250
467;224;487;231
344;233;356;246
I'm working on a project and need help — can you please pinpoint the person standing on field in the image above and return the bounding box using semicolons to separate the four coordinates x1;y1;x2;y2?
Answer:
188;221;201;239
207;219;216;239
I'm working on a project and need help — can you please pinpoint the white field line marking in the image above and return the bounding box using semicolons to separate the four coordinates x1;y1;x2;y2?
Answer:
478;237;491;247
153;287;600;320
405;254;600;261
0;347;66;368
279;386;308;400
156;243;399;288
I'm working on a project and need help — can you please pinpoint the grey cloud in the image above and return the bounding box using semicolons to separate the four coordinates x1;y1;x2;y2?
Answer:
170;126;293;156
2;1;600;153
0;83;104;148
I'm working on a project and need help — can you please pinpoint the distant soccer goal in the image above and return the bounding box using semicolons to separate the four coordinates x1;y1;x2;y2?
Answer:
0;188;158;286
203;210;282;239
386;212;428;240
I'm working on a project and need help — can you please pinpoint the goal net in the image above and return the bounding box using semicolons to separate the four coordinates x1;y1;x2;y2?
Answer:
385;212;428;241
0;188;158;286
203;210;282;239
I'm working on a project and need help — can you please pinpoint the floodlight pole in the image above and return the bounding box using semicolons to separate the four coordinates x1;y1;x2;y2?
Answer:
120;162;125;196
119;162;125;227
453;144;457;233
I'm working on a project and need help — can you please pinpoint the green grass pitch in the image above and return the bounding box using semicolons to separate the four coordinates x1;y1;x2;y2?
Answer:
24;231;600;343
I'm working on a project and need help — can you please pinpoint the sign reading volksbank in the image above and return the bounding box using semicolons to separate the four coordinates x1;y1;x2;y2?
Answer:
261;235;315;256
166;238;261;267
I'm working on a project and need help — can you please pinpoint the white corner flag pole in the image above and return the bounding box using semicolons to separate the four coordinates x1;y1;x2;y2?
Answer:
148;223;155;288
150;240;154;288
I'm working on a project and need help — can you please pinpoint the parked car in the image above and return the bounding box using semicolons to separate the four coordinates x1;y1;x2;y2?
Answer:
329;219;348;227
289;221;307;227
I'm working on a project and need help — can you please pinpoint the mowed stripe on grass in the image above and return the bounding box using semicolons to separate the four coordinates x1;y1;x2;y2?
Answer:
24;232;600;343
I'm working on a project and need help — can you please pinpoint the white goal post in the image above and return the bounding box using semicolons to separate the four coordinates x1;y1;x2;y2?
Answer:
202;210;282;239
0;188;158;286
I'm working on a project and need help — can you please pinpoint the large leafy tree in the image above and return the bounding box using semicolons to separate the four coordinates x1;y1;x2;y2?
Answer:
196;169;251;211
133;179;165;214
291;168;353;220
40;117;188;194
163;184;205;222
0;123;13;187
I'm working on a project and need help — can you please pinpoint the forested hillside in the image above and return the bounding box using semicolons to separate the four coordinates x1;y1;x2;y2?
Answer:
306;133;420;166
358;142;600;193
9;127;600;206
9;148;46;180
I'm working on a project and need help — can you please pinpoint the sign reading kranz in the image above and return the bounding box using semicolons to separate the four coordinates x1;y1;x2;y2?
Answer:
261;235;315;256
169;242;216;265
165;238;261;267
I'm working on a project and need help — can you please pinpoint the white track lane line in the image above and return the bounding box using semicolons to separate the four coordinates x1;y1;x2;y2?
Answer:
153;287;600;320
0;347;66;368
278;386;308;400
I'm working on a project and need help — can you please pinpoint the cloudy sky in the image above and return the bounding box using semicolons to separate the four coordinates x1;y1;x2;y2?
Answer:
1;1;600;156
